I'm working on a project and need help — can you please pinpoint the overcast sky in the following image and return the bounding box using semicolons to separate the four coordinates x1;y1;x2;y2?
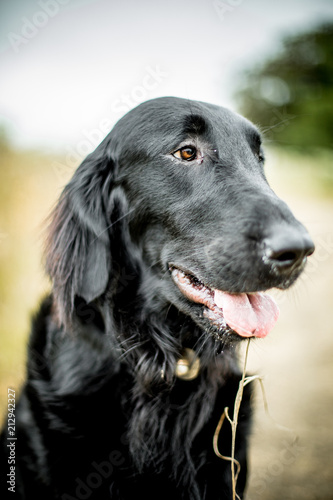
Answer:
1;0;333;151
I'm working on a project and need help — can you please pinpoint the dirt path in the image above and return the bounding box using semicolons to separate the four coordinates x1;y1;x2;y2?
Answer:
243;195;333;499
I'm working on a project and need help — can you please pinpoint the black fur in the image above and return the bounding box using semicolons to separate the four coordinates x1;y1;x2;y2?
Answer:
1;97;314;499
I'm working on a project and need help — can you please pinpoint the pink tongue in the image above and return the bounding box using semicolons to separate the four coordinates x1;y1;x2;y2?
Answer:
214;291;279;338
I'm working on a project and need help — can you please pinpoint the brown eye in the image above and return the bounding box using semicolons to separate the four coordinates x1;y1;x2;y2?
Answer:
173;146;197;161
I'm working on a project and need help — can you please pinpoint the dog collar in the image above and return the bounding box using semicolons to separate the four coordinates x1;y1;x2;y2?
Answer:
175;348;201;381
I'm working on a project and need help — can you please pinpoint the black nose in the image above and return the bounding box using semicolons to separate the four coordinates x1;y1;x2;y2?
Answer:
264;226;315;272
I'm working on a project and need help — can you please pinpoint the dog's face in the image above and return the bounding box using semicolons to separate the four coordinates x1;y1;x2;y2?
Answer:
111;97;314;340
48;97;314;342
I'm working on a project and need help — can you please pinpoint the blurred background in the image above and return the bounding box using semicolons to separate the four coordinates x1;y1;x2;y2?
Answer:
0;0;333;498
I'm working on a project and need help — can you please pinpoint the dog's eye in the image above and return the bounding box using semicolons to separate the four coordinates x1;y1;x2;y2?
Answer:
173;146;197;161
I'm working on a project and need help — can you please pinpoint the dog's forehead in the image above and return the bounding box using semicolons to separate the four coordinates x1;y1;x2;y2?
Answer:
132;97;254;131
112;97;260;153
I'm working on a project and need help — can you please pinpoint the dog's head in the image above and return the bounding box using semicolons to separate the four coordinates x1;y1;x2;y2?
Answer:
47;97;314;343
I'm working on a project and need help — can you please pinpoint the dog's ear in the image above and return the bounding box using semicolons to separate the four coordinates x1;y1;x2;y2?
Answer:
46;141;115;326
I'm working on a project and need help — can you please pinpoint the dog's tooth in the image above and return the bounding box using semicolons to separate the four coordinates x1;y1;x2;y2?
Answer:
214;290;225;309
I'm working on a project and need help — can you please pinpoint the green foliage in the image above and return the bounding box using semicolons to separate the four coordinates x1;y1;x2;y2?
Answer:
234;23;333;151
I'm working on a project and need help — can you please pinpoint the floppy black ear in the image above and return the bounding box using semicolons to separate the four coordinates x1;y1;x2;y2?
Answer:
46;140;114;326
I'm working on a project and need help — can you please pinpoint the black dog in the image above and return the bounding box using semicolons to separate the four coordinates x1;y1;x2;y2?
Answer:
1;97;314;499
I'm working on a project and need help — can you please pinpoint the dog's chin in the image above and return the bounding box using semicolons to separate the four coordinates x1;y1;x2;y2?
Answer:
190;308;243;348
169;265;280;343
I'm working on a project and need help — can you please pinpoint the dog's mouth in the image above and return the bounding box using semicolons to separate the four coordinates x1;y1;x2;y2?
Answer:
170;266;279;339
